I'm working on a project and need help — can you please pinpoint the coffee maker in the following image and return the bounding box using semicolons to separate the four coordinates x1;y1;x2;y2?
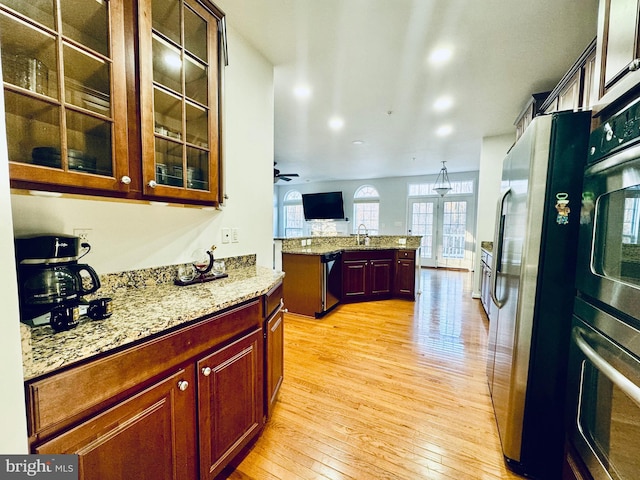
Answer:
15;234;101;331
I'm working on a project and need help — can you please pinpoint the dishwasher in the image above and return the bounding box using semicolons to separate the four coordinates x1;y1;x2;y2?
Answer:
318;251;342;317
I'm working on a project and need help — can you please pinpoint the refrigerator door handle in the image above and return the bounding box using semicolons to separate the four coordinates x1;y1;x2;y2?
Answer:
490;188;511;308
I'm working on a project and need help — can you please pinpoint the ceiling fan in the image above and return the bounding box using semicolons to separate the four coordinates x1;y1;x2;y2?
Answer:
273;162;299;183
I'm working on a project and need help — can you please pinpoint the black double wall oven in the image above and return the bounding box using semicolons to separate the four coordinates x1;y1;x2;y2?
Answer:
568;101;640;480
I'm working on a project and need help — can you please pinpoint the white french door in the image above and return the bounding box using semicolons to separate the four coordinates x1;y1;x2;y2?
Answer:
408;197;473;269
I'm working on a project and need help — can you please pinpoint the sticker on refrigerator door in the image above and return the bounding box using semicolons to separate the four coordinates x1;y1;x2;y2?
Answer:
555;193;570;225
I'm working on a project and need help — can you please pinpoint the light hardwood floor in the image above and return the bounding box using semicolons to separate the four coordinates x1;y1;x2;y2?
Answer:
227;269;524;480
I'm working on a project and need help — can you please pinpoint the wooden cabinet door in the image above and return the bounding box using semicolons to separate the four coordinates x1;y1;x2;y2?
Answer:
394;258;415;298
265;305;284;418
138;0;224;204
594;0;640;107
3;0;130;193
35;367;197;480
370;258;393;296
197;328;264;480
342;259;368;299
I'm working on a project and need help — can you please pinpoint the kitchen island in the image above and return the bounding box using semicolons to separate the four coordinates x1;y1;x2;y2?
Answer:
280;235;422;316
21;255;284;480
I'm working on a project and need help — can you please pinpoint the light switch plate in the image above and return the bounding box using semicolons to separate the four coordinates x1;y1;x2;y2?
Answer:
222;228;230;243
231;228;239;243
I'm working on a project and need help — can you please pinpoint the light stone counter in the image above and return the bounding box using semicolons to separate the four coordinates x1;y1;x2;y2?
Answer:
22;262;284;381
281;235;422;256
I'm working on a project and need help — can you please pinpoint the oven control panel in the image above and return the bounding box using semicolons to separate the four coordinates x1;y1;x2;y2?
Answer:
589;100;640;163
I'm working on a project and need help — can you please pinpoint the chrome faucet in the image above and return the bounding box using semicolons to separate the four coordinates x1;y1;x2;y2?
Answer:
356;223;368;245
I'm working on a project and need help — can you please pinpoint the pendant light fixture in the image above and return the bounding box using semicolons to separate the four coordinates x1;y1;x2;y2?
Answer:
433;161;452;197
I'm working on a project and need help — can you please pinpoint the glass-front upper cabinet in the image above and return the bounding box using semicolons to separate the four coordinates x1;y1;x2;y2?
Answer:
139;0;224;203
0;0;130;191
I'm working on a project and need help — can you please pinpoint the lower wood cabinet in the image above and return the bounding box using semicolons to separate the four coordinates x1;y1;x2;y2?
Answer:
342;250;394;301
265;304;284;418
198;328;263;480
36;367;198;480
26;288;285;480
393;250;416;299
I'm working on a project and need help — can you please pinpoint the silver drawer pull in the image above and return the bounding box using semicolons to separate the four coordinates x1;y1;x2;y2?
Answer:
177;380;189;391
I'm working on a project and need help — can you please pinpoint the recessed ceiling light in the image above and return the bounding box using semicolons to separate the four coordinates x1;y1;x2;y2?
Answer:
352;140;364;145
293;85;312;99
328;117;344;130
433;96;454;112
429;47;453;65
436;125;453;137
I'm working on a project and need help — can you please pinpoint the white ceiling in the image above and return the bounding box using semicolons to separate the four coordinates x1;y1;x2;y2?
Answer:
214;0;599;184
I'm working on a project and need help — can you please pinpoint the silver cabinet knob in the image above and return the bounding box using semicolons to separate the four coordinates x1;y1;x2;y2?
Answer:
177;380;189;391
120;176;131;184
148;180;157;188
201;367;212;377
283;308;289;313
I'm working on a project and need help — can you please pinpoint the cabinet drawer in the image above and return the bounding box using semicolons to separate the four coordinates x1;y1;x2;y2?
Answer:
263;281;283;318
27;300;261;440
343;249;393;261
396;249;415;260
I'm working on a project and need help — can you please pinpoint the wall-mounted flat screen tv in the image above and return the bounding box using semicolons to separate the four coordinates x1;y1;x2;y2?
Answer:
302;191;345;220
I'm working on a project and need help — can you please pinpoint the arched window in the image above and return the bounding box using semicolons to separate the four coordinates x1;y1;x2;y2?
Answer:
353;185;380;235
283;190;304;237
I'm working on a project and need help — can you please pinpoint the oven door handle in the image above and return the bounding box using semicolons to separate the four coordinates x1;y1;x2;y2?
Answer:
573;327;640;408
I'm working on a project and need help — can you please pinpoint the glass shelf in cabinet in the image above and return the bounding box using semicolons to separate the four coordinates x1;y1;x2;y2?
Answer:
151;0;180;45
65;110;113;176
185;102;208;148
152;35;182;94
3;91;61;167
0;12;58;98
0;0;55;29
63;45;111;116
184;4;207;62
186;146;208;191
184;55;207;106
60;0;108;57
154;87;182;140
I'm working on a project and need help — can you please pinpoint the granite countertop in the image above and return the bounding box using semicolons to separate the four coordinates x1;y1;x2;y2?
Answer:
481;241;493;253
22;265;284;381
281;235;422;256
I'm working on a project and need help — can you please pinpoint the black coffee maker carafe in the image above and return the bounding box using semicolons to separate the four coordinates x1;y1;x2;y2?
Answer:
15;234;101;331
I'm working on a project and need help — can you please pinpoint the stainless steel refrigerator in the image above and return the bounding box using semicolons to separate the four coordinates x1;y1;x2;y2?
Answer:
486;110;591;480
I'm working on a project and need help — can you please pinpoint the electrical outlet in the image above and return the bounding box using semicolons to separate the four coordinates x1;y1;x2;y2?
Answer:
222;228;230;244
73;228;92;244
231;228;239;243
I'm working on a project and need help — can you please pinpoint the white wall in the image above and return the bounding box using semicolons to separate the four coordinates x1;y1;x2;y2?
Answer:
0;51;28;454
472;133;514;296
11;27;274;275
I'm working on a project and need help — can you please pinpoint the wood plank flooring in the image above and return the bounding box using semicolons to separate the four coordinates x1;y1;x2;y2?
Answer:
227;269;523;480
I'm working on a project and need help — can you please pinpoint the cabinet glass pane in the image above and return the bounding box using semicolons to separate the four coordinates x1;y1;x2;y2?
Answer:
0;0;55;29
4;91;61;166
184;55;207;105
0;13;58;97
60;0;108;56
63;44;111;115
66;110;112;176
152;0;180;44
184;5;207;62
185;102;207;147
155;137;183;186
186;147;208;190
154;88;182;139
153;36;182;94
